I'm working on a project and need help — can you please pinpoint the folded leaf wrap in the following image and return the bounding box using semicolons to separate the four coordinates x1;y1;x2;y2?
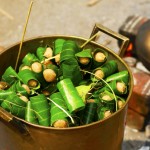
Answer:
30;94;50;126
57;78;85;113
50;92;69;126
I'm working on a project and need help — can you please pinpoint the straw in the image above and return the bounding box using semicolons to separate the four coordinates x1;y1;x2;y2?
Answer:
15;1;34;71
80;32;100;49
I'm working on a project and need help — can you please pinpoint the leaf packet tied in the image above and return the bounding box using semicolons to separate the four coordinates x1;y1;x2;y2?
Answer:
30;94;50;126
22;53;44;82
36;46;47;62
2;66;22;85
91;48;108;69
8;81;28;96
60;40;80;63
82;99;98;125
76;84;91;103
99;90;116;111
53;39;66;65
91;60;118;81
98;80;128;96
105;70;129;85
25;101;38;124
0;90;13;104
60;58;82;86
18;69;40;90
42;82;57;96
43;64;59;83
57;78;85;113
75;48;92;68
22;53;39;66
50;92;70;127
54;39;66;55
98;107;112;120
1;92;27;118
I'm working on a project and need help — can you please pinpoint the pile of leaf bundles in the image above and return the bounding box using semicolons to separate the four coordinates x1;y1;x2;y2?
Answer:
0;38;129;128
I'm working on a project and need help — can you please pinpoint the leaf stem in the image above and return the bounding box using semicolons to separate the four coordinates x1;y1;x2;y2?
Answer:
47;97;75;124
81;69;118;111
15;1;34;71
80;32;100;49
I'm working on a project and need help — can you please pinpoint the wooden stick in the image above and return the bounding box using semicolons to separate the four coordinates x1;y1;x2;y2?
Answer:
80;31;100;49
15;1;34;71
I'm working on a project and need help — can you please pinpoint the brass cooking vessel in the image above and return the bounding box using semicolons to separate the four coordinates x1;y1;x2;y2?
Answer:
0;24;133;150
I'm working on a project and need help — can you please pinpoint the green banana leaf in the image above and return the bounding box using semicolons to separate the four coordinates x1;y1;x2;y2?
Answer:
105;70;129;85
30;94;50;126
11;105;26;119
8;81;28;96
92;48;108;69
60;40;79;63
60;58;82;86
25;101;38;124
45;64;59;75
1;92;27;118
91;60;118;81
36;46;46;61
18;69;40;90
75;48;92;58
54;39;65;55
0;90;13;104
50;92;69;126
57;78;85;113
42;82;57;96
98;107;112;120
82;101;98;125
116;95;126;109
2;66;22;85
22;53;39;66
99;90;116;111
19;64;31;71
76;84;91;103
75;48;92;68
98;80;127;96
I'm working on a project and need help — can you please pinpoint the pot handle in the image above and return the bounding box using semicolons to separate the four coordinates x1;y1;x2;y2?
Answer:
90;23;129;57
0;107;30;135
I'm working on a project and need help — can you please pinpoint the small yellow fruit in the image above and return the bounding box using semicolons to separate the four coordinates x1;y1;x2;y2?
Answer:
79;57;90;65
21;65;31;71
19;95;29;103
94;52;106;62
94;69;104;79
28;79;38;88
104;110;112;118
44;47;53;58
117;100;125;109
102;95;112;101
43;69;56;82
55;53;60;64
116;82;126;93
31;62;42;73
22;84;30;94
53;120;68;128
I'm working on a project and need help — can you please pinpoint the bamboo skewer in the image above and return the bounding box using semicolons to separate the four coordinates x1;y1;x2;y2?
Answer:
80;31;100;49
15;1;34;71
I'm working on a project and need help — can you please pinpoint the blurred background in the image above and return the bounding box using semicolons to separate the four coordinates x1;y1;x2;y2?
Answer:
0;0;150;149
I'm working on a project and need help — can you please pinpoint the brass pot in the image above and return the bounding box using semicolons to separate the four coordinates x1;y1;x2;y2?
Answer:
0;24;133;150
